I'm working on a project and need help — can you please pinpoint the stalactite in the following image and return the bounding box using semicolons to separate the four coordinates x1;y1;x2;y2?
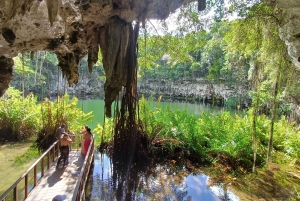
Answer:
56;51;85;86
99;16;130;117
0;0;213;96
46;0;59;26
0;56;14;96
87;30;99;73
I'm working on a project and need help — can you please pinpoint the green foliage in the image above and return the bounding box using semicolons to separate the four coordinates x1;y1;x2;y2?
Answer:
0;87;41;140
10;51;106;101
138;97;300;172
224;97;237;108
13;55;35;74
93;118;114;145
11;52;49;100
226;0;261;18
36;94;94;150
139;20;246;86
0;87;94;149
273;117;300;162
57;94;94;133
138;24;209;81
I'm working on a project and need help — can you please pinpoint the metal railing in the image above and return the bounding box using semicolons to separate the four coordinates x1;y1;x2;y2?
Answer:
0;141;60;201
72;136;95;201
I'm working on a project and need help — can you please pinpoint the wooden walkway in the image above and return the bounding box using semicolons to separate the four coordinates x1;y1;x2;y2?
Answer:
24;150;85;201
1;137;94;201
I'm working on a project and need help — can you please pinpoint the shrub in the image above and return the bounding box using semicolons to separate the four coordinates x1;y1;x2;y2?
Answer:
0;87;41;140
36;94;94;150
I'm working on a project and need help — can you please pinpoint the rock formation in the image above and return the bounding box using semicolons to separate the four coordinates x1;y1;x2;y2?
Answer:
0;0;207;116
265;0;300;69
0;0;299;114
138;78;250;106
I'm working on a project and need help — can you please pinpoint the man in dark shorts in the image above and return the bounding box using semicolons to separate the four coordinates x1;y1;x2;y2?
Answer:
56;133;72;169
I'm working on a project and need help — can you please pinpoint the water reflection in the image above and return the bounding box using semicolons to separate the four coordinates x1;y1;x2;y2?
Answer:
88;152;239;201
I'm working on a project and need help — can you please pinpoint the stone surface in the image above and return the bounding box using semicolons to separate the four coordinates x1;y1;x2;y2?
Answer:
0;0;300;98
266;0;300;69
0;0;198;100
138;78;250;106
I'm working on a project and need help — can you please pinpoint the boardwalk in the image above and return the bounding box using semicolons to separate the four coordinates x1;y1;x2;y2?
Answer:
0;138;94;201
24;150;85;201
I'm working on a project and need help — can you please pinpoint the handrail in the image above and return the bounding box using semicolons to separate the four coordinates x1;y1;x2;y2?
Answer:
72;135;95;201
0;141;60;201
0;136;94;201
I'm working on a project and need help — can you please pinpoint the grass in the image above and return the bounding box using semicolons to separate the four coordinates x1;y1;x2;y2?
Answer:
201;152;300;200
0;137;39;195
229;162;300;200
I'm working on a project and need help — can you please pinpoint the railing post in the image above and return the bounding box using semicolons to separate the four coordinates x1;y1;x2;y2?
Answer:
53;144;56;160
47;152;50;170
25;174;28;198
13;186;17;201
54;144;57;159
34;166;37;186
56;143;60;158
41;157;44;177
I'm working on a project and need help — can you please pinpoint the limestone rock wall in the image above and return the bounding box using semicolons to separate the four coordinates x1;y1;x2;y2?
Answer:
0;0;197;97
0;0;300;99
138;79;250;106
266;0;300;69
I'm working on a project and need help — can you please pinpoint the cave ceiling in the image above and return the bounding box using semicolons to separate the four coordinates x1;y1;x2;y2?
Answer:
0;0;299;102
0;0;205;99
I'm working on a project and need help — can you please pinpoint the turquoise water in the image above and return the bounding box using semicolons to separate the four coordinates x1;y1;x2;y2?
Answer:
79;99;241;201
78;99;240;130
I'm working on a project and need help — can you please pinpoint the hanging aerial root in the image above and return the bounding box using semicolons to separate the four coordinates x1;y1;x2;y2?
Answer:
99;17;140;117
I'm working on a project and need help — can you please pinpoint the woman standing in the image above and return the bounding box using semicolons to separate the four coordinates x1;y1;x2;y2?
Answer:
83;128;93;156
80;125;89;155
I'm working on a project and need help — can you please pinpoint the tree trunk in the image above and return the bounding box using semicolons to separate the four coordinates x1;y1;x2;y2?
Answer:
22;53;25;98
267;65;281;164
252;97;259;173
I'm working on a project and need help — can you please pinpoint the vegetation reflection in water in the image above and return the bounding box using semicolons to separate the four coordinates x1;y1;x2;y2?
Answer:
88;152;240;201
78;99;241;129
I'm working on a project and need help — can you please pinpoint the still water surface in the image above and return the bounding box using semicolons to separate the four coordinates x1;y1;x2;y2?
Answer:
79;99;240;201
79;99;239;129
88;153;240;201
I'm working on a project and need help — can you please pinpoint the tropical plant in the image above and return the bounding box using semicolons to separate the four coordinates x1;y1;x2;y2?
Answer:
138;97;300;173
93;118;114;145
0;87;41;140
36;94;94;150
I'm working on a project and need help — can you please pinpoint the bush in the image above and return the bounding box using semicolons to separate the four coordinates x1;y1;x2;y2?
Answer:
137;97;300;172
0;88;41;140
36;94;94;151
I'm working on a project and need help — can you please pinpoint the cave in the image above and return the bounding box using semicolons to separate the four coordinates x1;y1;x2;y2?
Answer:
0;0;300;159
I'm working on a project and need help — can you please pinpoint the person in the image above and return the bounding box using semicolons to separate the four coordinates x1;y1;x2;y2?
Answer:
82;128;93;156
80;125;89;155
55;123;66;140
56;133;72;168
